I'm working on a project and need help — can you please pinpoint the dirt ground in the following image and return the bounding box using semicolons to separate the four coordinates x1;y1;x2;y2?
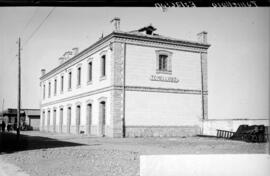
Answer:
0;131;268;176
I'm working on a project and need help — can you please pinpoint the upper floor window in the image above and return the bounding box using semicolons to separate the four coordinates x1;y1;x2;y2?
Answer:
159;54;168;71
43;84;46;99
101;55;106;78
54;78;57;95
88;61;92;82
68;71;72;90
155;50;173;74
77;67;81;87
48;82;51;97
60;75;64;92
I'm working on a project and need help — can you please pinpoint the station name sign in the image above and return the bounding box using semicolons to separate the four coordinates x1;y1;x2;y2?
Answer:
150;75;179;83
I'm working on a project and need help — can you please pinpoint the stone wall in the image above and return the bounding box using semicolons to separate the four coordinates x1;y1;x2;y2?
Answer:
125;126;201;137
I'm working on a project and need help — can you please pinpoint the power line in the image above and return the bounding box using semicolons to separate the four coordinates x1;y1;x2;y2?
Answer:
20;7;39;37
23;7;55;47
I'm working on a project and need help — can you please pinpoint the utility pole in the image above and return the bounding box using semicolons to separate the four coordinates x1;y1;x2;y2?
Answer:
2;99;4;115
17;37;21;139
1;99;4;121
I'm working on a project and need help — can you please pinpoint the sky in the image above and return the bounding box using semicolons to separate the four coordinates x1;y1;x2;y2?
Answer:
0;7;269;119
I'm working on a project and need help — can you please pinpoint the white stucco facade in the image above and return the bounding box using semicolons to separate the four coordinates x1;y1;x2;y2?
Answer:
40;24;210;137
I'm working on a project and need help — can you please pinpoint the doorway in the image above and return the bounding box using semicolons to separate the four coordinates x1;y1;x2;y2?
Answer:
53;109;56;132
87;103;92;135
67;107;71;133
76;105;81;134
99;101;106;136
59;108;63;133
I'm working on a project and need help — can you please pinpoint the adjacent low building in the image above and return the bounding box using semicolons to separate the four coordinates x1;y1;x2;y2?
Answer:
40;18;210;137
0;108;40;130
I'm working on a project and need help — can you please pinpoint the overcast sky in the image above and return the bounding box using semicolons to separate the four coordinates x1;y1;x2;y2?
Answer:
0;7;269;119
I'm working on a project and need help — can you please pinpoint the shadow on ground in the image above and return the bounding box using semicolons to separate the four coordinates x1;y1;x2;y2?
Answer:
0;132;85;154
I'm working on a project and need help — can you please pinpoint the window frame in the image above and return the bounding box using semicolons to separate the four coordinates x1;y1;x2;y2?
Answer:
54;78;57;96
60;74;64;93
48;81;51;98
155;50;173;75
100;54;106;78
88;60;93;84
43;84;46;99
68;70;72;91
77;66;81;88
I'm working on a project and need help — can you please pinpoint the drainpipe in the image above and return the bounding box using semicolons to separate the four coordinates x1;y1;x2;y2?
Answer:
200;51;205;135
122;43;126;137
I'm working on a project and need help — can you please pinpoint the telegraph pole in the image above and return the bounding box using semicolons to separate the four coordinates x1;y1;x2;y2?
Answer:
17;37;21;139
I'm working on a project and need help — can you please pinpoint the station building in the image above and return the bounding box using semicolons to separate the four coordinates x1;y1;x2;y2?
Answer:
40;18;210;137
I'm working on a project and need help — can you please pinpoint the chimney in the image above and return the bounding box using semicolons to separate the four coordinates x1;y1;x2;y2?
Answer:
58;57;65;64
41;69;46;76
111;17;120;31
63;51;72;60
197;31;208;44
72;47;79;56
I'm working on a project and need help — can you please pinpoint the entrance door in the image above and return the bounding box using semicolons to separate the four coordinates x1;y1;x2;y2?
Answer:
42;111;45;131
76;105;81;134
53;109;56;132
47;110;50;131
67;107;71;133
99;101;106;136
59;108;63;133
87;104;92;135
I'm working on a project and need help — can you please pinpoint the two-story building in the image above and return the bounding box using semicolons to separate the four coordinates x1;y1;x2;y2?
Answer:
40;18;210;137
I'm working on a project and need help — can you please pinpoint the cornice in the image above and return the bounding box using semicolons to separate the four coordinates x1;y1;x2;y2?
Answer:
113;32;211;51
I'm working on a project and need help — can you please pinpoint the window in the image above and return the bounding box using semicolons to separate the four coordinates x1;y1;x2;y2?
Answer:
68;71;72;90
88;61;92;82
60;75;64;92
43;84;46;99
77;67;81;87
155;50;172;74
159;54;168;71
54;79;57;95
48;82;51;97
101;55;106;77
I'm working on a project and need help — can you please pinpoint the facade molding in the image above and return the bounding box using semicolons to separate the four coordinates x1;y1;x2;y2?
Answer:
98;97;108;102
75;101;82;106
99;50;108;56
126;125;200;128
41;85;207;108
115;37;209;54
125;85;205;95
41;86;114;107
76;63;82;68
86;99;93;104
87;57;93;62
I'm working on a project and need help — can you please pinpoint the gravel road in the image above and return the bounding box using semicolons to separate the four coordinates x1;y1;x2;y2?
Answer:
0;131;268;176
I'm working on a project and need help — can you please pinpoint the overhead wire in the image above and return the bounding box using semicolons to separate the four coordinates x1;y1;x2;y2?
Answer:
19;7;39;37
23;7;56;47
